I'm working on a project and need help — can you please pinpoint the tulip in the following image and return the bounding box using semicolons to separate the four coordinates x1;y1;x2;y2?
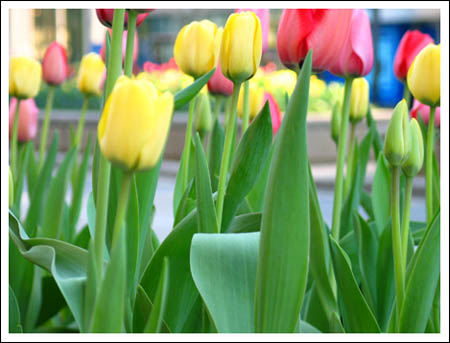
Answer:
77;53;106;96
220;11;262;83
42;42;69;85
9;56;42;99
96;9;149;29
98;76;173;171
194;92;213;136
331;100;342;144
410;99;441;127
383;99;411;167
174;20;223;79
9;97;39;142
207;62;234;96
277;9;353;71
407;44;440;107
402;119;424;177
349;77;370;123
235;8;270;53
394;30;434;81
237;81;265;120
329;10;373;77
99;29;139;66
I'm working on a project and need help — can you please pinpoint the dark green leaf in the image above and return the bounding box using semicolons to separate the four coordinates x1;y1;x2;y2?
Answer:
329;312;345;333
9;285;23;333
35;276;67;327
227;212;261;234
174;68;216;109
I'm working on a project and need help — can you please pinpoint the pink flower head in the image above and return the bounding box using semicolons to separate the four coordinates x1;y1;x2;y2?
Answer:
236;8;270;53
264;92;282;135
96;9;149;29
9;98;39;142
207;62;234;96
42;41;69;85
410;99;440;127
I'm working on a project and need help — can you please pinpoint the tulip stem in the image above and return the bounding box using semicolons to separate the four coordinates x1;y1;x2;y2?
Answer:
401;175;414;271
391;165;405;331
216;82;242;231
74;96;90;150
214;96;224;121
242;80;250;134
403;83;411;108
10;98;22;180
426;106;436;223
181;98;197;193
111;172;132;249
124;10;137;77
38;85;56;170
344;123;356;197
331;77;354;239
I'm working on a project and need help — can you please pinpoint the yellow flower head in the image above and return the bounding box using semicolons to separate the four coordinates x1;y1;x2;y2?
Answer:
9;57;42;99
77;53;106;96
237;80;265;120
349;77;370;123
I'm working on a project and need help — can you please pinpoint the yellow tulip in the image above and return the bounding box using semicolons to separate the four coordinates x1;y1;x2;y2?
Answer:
349;77;369;123
98;76;174;171
77;53;105;96
237;81;265;120
174;20;223;79
9;57;42;99
407;44;440;107
310;75;327;98
220;11;262;83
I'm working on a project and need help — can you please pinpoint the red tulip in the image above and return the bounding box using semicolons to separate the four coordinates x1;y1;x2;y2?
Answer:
129;9;154;14
410;99;440;127
9;98;39;142
99;29;139;66
277;9;353;71
207;62;234;96
42;41;69;85
236;9;270;53
265;92;282;135
394;30;434;81
96;9;149;29
329;9;373;77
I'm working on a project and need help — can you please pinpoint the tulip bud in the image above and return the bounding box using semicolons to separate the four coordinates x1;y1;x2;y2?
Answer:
265;92;283;136
42;42;69;86
194;92;213;135
98;76;174;171
394;30;434;81
207;62;234;96
237;81;265;120
349;77;369;123
174;20;223;79
77;53;106;96
407;44;440;107
9;97;39;142
96;9;149;29
402;119;424;177
331;100;342;143
9;166;14;208
383;99;411;167
9;57;42;99
235;9;270;53
220;11;262;83
410;99;441;128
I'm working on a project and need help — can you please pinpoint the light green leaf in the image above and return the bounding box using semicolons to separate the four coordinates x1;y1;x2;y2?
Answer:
174;68;215;109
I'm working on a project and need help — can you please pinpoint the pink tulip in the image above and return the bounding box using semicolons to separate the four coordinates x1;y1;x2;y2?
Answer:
277;9;353;71
236;9;270;53
207;62;234;96
99;29;139;66
9;98;39;142
264;92;282;135
330;9;373;77
96;9;149;29
42;42;69;85
410;99;440;127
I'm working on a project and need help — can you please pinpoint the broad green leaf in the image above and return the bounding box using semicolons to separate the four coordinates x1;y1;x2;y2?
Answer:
190;232;259;332
174;68;215;109
207;118;225;192
35;275;67;328
304;284;330;333
174;179;196;226
73;225;91;250
338;230;361;286
297;320;321;333
227;212;261;234
254;50;311;333
173;139;195;216
83;241;97;332
400;212;440;333
9;285;23;333
133;285;170;333
193;133;217;234
372;153;391;236
329;236;381;333
221;102;273;232
329;312;345;333
40;148;76;239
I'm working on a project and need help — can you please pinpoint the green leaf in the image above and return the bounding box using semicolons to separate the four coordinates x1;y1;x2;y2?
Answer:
303;284;330;332
357;129;374;194
207;118;225;192
126;176;140;299
73;225;91;250
40;148;76;239
329;235;381;333
190;232;259;333
400;212;440;333
432;153;440;216
174;68;215;110
360;190;375;220
26;141;39;196
83;241;97;332
193;133;218;233
13;142;32;215
174;179;196;226
24;132;59;236
297;320;321;333
133;285;170;333
173;139;195;216
227;212;261;234
221;102;273;232
35;276;67;327
254;50;311;333
366;106;383;159
9;285;23;333
329;312;345;333
372;153;391;236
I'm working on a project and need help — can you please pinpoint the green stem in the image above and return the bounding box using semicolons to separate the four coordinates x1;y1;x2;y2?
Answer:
124;10;137;77
401;176;414;270
214;96;224;121
111;172;132;249
242;80;250;134
94;8;125;281
74;96;90;149
181;98;196;192
426;106;436;223
216;82;242;230
403;83;411;109
10;98;21;179
38;86;56;170
344;123;356;197
331;77;354;239
391;166;405;330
